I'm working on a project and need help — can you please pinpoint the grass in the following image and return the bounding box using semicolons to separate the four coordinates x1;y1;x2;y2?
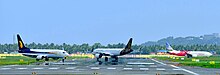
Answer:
153;56;220;68
0;56;37;65
0;54;91;65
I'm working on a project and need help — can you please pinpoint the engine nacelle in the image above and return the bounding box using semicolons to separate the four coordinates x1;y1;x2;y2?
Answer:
36;55;44;59
95;54;102;58
192;54;197;57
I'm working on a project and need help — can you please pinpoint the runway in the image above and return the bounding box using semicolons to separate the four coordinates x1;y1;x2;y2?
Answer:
0;57;219;75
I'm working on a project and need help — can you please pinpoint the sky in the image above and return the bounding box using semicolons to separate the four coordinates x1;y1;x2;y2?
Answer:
1;0;220;45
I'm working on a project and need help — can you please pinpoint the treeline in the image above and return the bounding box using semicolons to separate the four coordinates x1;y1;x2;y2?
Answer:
0;42;220;54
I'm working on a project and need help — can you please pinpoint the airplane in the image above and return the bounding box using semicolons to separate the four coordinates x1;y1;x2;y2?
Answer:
166;42;188;56
166;42;213;58
17;34;69;62
92;38;133;62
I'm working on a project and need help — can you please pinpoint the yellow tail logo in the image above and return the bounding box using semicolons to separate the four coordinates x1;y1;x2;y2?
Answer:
19;41;23;48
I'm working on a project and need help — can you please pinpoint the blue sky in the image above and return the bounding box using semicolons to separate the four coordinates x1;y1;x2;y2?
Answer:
1;0;220;45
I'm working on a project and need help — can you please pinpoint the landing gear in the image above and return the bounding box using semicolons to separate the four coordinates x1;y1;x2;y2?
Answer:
45;57;49;61
111;56;118;62
62;58;65;63
105;57;108;62
96;58;101;62
186;54;192;58
96;58;102;65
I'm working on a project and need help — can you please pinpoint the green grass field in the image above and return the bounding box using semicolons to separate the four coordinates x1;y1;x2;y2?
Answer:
153;56;220;68
0;55;90;65
0;56;37;65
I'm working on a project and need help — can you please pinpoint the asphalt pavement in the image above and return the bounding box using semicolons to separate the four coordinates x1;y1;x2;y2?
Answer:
0;57;219;75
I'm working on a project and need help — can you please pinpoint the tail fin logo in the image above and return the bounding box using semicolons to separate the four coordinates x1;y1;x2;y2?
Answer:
125;38;132;49
19;41;23;48
127;42;131;49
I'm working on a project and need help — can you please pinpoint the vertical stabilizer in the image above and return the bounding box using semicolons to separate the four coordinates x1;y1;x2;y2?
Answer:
166;42;174;50
17;34;29;51
125;38;132;50
120;38;133;55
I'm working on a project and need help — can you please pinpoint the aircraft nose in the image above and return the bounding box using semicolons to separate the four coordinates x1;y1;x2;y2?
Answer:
66;53;70;56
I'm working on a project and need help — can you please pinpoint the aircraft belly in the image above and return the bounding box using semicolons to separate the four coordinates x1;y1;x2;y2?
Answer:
47;54;63;58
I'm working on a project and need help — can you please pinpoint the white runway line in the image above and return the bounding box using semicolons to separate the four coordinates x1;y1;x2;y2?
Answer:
16;68;28;70
32;68;44;70
170;65;180;68
48;67;59;70
91;67;100;70
127;62;155;65
0;68;11;70
149;65;157;67
123;68;133;70
181;68;200;75
151;59;167;65
76;69;86;71
173;68;182;71
140;68;149;70
2;65;18;67
107;67;116;70
65;67;76;70
137;65;146;67
125;65;133;67
156;68;165;71
170;65;199;75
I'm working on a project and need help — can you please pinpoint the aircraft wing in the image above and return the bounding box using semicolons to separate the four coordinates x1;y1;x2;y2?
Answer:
21;53;39;56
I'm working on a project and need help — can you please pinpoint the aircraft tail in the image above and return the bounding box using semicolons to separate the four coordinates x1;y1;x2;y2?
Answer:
17;34;29;52
125;38;132;50
120;38;133;55
166;42;174;50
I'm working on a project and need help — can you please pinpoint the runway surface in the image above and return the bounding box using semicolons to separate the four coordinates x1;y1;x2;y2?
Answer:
0;57;219;75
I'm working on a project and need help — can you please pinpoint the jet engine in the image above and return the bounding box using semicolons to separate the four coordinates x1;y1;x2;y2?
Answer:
95;54;102;58
36;55;44;60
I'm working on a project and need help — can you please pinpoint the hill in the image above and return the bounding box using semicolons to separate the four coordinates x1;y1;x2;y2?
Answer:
141;33;220;46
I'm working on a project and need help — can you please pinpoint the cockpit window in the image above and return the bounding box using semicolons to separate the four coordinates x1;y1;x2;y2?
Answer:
63;52;65;54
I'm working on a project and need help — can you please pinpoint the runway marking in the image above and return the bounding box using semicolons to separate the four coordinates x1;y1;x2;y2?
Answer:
16;68;28;70
137;65;146;67
32;68;44;70
127;62;155;65
125;65;133;67
65;67;76;69
140;68;149;70
151;59;167;65
170;65;180;68
2;65;18;67
76;69;86;71
170;65;199;75
107;67;116;70
0;68;11;70
173;68;183;71
149;65;157;67
91;67;100;70
48;67;59;70
156;68;165;71
66;71;82;73
123;68;132;70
